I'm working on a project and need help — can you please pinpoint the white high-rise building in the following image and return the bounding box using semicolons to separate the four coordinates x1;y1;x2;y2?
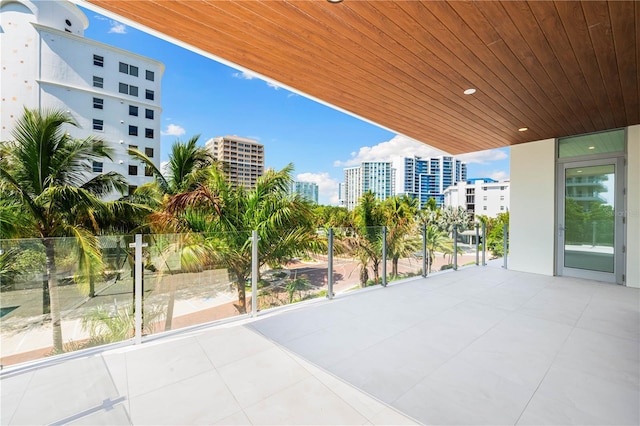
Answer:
205;135;264;189
1;0;164;195
343;162;395;211
443;178;510;218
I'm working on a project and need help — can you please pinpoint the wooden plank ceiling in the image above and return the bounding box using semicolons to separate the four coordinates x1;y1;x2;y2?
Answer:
86;0;639;154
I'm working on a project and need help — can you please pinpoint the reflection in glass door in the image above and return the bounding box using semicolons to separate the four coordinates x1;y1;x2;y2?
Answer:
557;158;624;284
563;165;615;273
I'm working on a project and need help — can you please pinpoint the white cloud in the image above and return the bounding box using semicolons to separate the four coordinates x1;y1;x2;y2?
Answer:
297;172;340;205
488;170;509;181
232;70;258;80
334;135;446;167
108;21;127;34
457;148;508;164
161;124;186;136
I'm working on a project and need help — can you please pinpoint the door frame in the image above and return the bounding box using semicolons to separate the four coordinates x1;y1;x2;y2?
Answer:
555;156;626;284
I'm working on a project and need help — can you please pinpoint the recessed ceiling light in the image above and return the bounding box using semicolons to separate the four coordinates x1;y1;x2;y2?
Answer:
588;146;595;150
327;0;343;3
463;88;476;95
518;127;528;132
577;170;583;173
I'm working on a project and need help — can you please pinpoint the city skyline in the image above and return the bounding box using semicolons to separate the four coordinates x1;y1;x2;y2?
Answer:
79;4;510;205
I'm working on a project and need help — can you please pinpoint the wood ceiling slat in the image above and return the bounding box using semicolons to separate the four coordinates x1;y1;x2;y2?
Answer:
555;1;617;130
582;1;628;129
527;1;607;131
608;1;639;124
367;1;548;142
499;1;596;133
472;1;582;137
85;0;639;154
440;1;573;138
292;1;526;143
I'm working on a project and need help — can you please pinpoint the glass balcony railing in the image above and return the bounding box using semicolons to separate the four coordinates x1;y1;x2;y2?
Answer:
0;223;502;367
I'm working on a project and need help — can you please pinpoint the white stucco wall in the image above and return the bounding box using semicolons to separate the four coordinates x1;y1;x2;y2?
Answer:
510;139;556;275
626;125;640;288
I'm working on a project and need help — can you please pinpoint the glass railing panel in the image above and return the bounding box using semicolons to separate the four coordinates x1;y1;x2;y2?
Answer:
386;225;424;283
141;232;243;336
256;227;330;311
329;226;384;294
0;235;134;366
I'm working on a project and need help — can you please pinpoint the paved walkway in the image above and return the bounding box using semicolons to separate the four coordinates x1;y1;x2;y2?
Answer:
1;265;638;425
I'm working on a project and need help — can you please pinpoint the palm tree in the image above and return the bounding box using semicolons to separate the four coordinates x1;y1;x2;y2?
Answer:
0;108;130;352
350;191;385;286
424;225;452;273
160;163;318;314
383;195;420;277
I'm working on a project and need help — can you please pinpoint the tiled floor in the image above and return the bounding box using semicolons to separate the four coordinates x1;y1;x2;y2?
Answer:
1;265;638;425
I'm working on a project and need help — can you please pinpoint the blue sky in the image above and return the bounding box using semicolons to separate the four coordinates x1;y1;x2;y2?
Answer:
81;6;510;205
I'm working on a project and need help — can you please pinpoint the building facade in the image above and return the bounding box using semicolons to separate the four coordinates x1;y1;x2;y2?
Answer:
1;0;164;195
343;161;395;210
399;156;467;208
443;178;510;218
205;135;264;189
289;181;318;204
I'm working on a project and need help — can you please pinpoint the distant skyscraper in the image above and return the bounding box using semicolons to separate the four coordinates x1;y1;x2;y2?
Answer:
206;136;264;189
338;182;346;207
343;162;395;210
399;156;467;208
1;0;164;196
289;181;318;204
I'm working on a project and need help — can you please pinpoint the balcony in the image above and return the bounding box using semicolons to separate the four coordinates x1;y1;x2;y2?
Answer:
1;259;638;425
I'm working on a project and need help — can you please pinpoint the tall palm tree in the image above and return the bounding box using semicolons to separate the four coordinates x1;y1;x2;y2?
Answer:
424;225;452;273
351;191;385;286
160;163;318;314
0;108;130;352
383;195;420;277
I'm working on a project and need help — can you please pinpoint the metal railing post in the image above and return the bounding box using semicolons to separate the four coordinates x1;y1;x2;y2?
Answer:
251;230;259;317
453;225;458;270
327;228;334;299
503;223;508;269
131;234;144;344
475;222;480;266
482;222;486;266
381;226;387;286
422;223;427;277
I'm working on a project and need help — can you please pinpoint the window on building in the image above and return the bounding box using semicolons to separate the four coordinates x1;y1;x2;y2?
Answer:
483;196;487;201
128;185;137;195
128;165;138;175
500;206;505;211
500;195;505;201
119;83;138;97
129;125;138;136
119;62;139;77
92;119;103;131
93;97;103;109
145;128;154;139
500;186;506;190
129;105;138;116
146;70;154;81
92;161;103;173
145;109;154;119
93;54;104;67
145;147;154;157
144;165;153;176
145;89;154;101
483;206;487;211
93;76;104;88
